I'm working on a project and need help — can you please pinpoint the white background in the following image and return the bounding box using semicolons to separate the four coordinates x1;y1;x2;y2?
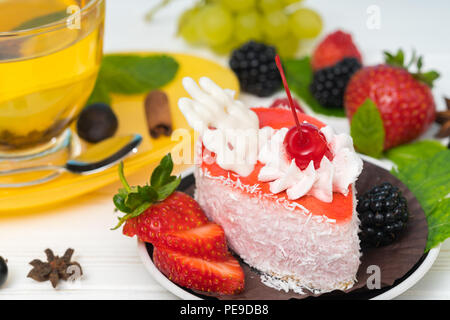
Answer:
0;0;449;299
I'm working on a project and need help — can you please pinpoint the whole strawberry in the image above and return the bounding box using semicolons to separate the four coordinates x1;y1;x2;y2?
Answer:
311;30;362;71
345;49;439;151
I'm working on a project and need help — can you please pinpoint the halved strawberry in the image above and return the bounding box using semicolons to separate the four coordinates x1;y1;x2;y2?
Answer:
153;247;245;295
158;223;230;261
113;154;245;296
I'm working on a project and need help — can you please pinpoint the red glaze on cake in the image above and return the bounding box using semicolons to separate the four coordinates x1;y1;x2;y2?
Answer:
201;107;354;223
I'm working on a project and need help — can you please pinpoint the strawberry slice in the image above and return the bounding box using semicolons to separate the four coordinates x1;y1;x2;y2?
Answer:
153;247;245;295
158;223;230;261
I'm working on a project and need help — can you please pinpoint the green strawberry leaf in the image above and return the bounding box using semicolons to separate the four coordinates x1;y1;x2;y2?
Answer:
283;57;346;117
129;202;152;218
113;194;131;214
150;153;174;188
350;99;385;158
124;187;156;211
383;49;405;68
156;176;181;201
414;70;440;88
384;49;440;87
137;185;158;202
112;153;181;230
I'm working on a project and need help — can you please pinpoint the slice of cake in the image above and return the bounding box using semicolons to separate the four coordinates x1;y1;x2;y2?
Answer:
178;76;363;294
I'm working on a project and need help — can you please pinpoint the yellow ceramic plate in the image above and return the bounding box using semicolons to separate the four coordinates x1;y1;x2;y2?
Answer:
0;53;239;213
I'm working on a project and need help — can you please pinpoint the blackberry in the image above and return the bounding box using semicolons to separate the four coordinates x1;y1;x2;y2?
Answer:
77;103;118;143
357;182;409;248
310;57;362;108
229;41;281;97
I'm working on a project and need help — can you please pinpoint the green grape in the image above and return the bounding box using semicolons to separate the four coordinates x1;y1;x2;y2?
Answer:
197;5;234;46
273;33;300;58
221;0;256;13
282;0;303;5
289;8;323;39
178;7;203;44
235;11;262;43
211;37;239;55
258;0;283;13
262;11;289;40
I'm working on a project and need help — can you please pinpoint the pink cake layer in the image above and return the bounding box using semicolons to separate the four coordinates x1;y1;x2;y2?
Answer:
194;167;361;293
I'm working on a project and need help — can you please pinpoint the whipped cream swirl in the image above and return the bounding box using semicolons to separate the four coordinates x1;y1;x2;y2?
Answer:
258;125;363;202
178;77;363;202
178;77;260;177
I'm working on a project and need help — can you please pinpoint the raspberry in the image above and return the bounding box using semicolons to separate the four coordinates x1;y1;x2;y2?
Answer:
311;30;362;71
357;182;409;248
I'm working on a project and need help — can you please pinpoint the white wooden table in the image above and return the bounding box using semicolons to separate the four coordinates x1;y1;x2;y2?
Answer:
1;0;449;299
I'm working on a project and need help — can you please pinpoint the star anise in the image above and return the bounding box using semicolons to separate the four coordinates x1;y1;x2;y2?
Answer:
27;248;83;288
435;97;450;138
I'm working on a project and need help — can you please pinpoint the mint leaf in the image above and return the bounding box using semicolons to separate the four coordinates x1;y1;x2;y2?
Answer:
284;57;346;117
386;140;446;168
426;198;450;251
392;151;450;214
350;99;385;158
391;150;450;251
86;54;179;108
86;80;111;106
98;54;179;94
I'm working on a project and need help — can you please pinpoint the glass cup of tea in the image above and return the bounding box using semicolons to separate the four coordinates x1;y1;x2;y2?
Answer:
0;0;105;186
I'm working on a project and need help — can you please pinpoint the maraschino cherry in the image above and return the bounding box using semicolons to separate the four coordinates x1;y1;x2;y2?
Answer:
275;55;333;170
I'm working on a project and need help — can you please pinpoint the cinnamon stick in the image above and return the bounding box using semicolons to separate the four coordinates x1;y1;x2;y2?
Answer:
144;90;173;139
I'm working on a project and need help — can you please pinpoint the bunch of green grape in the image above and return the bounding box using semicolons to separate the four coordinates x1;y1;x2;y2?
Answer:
178;0;323;57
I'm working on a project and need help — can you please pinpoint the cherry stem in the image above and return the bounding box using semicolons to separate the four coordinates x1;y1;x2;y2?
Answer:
275;55;302;135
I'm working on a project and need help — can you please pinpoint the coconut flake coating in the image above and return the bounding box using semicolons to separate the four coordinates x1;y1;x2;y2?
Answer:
194;167;361;293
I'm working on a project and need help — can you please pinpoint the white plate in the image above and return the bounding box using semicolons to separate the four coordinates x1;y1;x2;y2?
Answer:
137;159;441;300
138;241;440;300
